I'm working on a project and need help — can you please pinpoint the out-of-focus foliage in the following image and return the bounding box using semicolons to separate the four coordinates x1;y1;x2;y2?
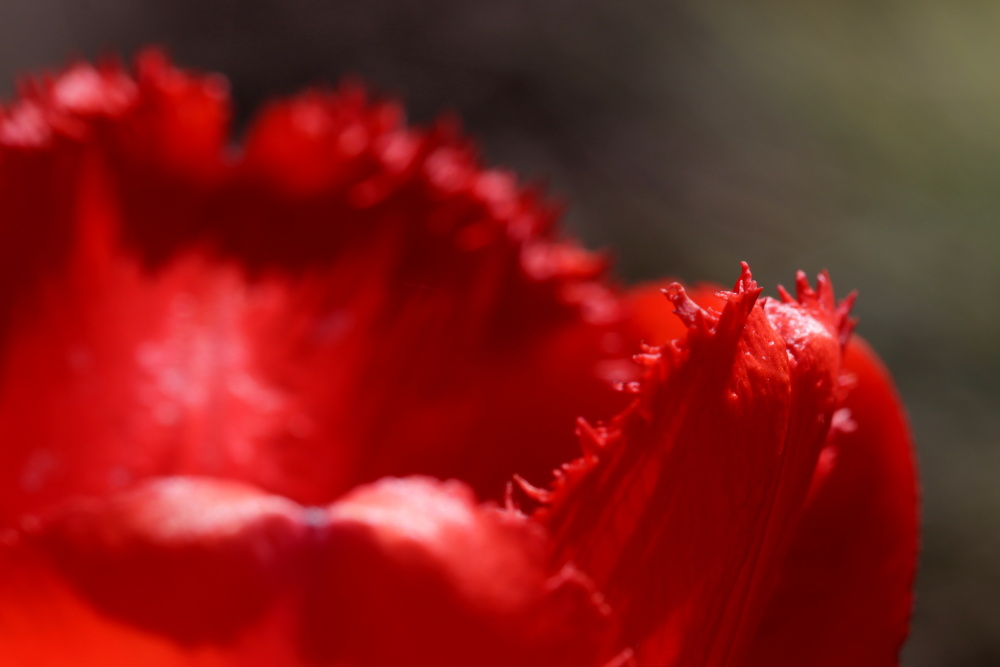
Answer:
0;1;996;664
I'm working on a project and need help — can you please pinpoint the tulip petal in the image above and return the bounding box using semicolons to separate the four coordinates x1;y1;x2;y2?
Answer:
740;337;918;667
208;87;635;500
0;477;310;666
0;53;632;520
0;52;227;315
0;248;322;524
305;476;616;667
0;476;615;666
540;264;852;666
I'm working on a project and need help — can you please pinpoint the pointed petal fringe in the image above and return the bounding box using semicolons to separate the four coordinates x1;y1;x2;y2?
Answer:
539;264;854;666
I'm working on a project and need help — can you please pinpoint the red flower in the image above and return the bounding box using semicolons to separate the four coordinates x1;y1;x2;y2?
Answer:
0;53;917;666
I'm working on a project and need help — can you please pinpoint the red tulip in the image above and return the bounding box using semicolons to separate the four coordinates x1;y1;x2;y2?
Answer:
0;52;917;666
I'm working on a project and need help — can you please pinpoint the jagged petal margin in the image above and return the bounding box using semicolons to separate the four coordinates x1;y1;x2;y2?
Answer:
0;52;633;523
535;264;853;666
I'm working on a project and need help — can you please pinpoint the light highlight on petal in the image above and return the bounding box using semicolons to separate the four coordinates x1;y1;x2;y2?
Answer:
539;264;856;666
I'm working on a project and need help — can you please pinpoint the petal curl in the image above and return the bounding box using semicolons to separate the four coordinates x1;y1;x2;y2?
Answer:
538;264;853;666
0;477;308;666
741;337;918;667
304;477;615;667
0;476;613;666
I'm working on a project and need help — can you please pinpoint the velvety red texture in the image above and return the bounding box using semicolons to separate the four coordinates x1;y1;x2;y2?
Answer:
1;476;612;666
538;267;915;667
0;52;631;525
622;278;917;667
0;53;917;667
742;338;918;667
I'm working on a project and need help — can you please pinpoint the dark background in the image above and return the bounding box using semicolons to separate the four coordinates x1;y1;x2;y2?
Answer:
1;2;997;665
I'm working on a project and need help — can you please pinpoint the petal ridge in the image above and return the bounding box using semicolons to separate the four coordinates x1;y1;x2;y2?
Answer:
535;264;855;666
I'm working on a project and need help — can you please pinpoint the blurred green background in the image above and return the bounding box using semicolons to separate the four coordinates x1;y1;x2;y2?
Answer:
1;1;996;664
